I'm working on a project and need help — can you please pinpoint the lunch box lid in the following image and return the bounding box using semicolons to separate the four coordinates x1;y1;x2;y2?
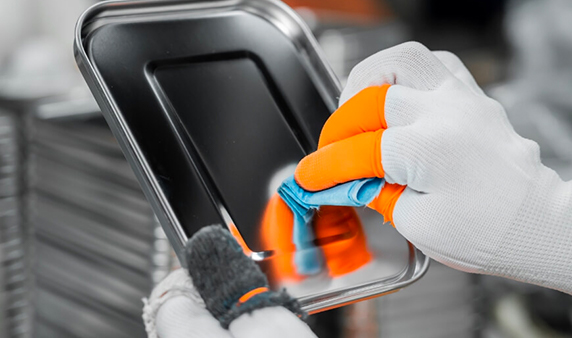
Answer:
74;0;428;313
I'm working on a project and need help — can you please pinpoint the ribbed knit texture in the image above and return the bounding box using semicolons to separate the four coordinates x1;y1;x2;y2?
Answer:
156;295;232;338
144;226;312;337
186;225;305;328
142;269;213;338
148;277;317;338
155;297;317;338
485;169;572;293
341;42;572;294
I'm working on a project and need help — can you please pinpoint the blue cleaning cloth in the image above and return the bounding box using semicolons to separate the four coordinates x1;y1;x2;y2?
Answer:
277;175;384;275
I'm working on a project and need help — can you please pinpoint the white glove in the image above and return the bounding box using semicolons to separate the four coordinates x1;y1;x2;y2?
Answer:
142;270;317;338
295;42;572;294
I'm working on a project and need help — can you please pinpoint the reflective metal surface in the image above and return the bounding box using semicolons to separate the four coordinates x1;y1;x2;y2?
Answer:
75;0;428;312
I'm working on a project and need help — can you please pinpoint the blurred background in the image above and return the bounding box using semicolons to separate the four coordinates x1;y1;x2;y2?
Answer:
0;0;571;337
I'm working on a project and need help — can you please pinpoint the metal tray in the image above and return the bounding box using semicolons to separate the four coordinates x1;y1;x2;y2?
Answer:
74;0;429;312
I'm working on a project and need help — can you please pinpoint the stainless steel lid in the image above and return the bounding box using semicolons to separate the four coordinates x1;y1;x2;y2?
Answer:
75;0;429;313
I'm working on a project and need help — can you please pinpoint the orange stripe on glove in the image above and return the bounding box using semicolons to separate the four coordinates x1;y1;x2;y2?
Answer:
295;84;406;226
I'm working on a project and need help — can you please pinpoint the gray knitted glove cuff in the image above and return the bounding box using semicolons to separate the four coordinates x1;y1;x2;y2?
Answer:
185;225;307;329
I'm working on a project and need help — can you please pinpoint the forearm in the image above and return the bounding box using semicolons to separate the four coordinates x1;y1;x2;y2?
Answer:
483;166;572;294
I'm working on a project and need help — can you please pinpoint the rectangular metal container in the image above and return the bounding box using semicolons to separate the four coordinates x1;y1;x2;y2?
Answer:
74;0;429;312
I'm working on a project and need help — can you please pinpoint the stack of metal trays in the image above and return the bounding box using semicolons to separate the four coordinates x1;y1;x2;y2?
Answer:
30;98;175;338
0;65;93;338
0;107;30;338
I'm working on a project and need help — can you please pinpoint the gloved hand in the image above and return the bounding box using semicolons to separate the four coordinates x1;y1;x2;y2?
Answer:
142;226;317;338
143;270;316;338
295;42;572;294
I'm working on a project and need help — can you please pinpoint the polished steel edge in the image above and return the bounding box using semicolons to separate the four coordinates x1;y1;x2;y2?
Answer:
300;245;430;313
74;0;340;266
75;0;189;265
74;0;429;308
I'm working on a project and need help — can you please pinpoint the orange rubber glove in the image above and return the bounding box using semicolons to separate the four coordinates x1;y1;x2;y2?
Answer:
293;42;572;296
295;84;406;225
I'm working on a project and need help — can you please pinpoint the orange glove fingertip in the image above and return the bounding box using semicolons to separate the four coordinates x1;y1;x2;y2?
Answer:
368;183;406;227
317;84;391;149
295;129;386;192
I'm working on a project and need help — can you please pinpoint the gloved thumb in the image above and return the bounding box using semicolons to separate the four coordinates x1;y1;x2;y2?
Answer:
155;293;317;338
186;225;317;337
230;307;317;338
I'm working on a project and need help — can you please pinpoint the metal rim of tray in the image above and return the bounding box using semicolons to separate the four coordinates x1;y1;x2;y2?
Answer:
74;0;429;312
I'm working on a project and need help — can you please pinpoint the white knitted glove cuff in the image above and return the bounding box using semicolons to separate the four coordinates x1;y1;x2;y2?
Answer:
484;166;572;294
142;269;204;338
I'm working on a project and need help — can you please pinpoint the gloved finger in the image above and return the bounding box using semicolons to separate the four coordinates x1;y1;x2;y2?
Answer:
230;307;317;338
301;122;436;189
187;226;308;330
156;295;234;338
297;122;435;194
295;130;384;191
384;84;434;127
380;125;443;193
340;41;454;106
388;188;459;268
317;85;390;149
432;51;485;96
367;182;407;226
319;84;435;151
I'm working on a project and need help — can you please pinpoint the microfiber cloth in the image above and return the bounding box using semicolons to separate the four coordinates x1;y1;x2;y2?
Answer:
277;175;384;275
